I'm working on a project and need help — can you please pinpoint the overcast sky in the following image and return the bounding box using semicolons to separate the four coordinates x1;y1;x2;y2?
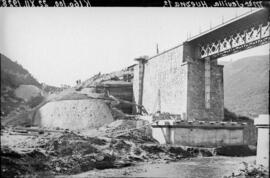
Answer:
0;8;268;87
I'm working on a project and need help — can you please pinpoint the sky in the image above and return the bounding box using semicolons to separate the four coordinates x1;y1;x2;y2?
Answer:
0;8;269;87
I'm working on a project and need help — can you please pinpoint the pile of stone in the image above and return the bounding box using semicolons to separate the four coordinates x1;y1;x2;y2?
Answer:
1;125;202;177
227;162;269;178
77;69;133;90
98;119;154;143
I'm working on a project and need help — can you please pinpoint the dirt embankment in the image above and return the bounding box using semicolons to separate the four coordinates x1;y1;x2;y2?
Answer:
1;121;215;177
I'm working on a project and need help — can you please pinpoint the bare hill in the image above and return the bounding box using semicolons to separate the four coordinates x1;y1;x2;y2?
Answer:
1;54;43;118
1;54;41;88
223;55;269;119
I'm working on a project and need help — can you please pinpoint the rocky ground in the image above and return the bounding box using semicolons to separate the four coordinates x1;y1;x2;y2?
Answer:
1;120;217;177
0;123;266;178
70;156;259;178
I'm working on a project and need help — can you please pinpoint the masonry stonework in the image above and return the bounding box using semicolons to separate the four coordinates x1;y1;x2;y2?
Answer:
137;45;188;119
133;42;224;121
187;58;224;121
186;57;205;120
210;63;224;121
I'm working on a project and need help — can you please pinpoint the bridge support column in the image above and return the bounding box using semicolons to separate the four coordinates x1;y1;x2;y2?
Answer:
254;114;269;168
205;57;211;109
135;57;147;114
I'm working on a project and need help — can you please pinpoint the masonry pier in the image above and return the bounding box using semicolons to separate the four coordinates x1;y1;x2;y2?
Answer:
254;115;269;168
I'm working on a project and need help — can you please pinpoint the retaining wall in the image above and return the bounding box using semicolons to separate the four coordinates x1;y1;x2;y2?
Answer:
33;99;114;130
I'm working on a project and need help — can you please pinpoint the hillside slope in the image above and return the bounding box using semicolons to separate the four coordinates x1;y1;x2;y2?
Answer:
223;55;269;118
1;54;42;118
1;54;41;88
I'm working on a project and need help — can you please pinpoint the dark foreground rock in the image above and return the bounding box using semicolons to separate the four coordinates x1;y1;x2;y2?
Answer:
1;147;51;177
226;161;269;178
2;125;254;177
216;145;256;156
1;129;197;177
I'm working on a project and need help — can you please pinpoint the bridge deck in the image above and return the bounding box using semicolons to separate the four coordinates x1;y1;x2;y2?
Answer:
187;9;269;46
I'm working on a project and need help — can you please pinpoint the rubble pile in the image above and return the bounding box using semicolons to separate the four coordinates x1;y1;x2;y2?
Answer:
1;146;51;177
152;112;182;121
98;119;154;143
1;125;202;177
226;162;269;178
78;69;133;89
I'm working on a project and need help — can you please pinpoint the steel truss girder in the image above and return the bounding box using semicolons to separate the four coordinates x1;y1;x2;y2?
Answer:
199;21;270;59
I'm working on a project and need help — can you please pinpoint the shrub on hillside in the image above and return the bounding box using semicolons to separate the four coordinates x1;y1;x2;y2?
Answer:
224;108;253;123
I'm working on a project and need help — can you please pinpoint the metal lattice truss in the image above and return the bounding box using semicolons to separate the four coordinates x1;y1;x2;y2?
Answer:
200;21;270;59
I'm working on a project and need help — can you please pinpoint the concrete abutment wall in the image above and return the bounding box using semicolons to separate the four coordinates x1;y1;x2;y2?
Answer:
133;42;224;121
133;45;188;119
152;120;245;147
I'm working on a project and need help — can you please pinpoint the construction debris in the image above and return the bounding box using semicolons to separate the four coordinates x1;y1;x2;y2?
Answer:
1;122;210;177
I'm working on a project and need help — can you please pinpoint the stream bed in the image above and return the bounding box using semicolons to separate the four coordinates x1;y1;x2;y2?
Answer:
67;156;255;178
